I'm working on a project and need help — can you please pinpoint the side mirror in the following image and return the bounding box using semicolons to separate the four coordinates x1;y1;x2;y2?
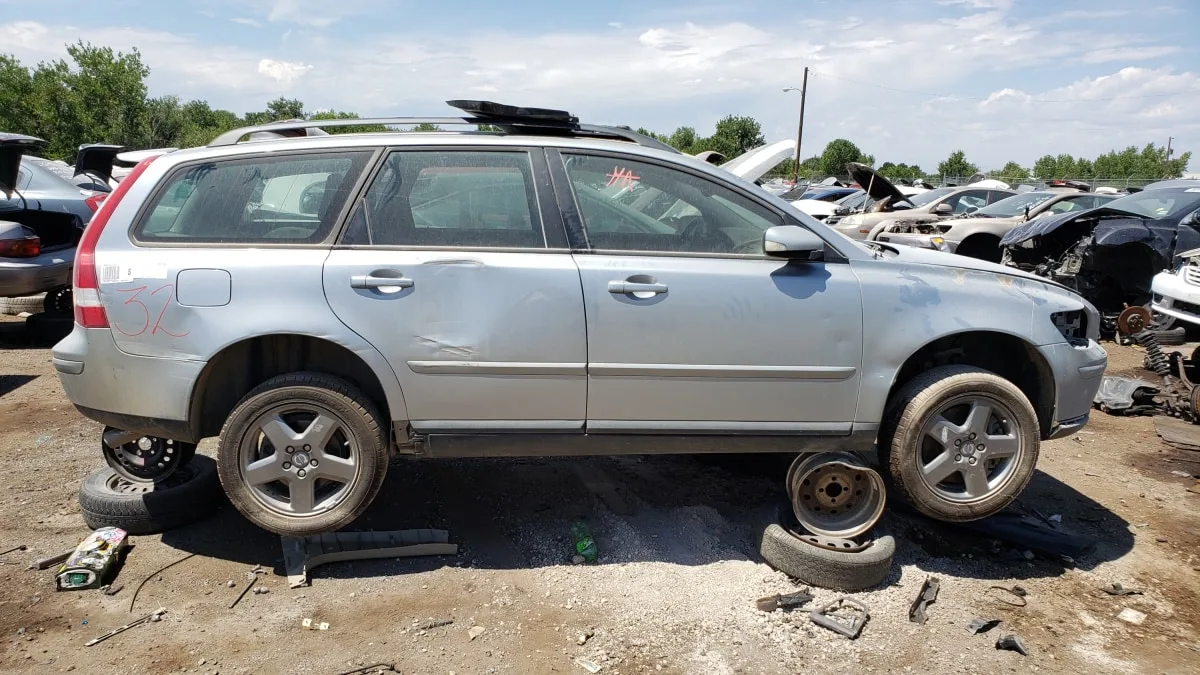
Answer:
764;226;824;260
933;203;954;216
1186;210;1200;227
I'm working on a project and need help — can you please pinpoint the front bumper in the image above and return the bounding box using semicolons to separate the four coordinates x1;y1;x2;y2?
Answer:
1037;339;1107;439
0;247;73;297
52;325;205;441
1151;271;1200;327
874;232;954;253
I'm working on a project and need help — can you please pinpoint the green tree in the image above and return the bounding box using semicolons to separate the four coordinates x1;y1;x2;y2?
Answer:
667;126;697;152
1032;154;1057;178
703;115;765;158
0;55;35;135
996;161;1028;179
818;139;872;176
308;110;389;134
409;122;442;132
634;127;669;144
877;161;923;182
937;150;978;178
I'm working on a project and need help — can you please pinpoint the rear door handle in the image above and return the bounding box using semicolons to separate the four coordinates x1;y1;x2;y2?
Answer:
608;281;668;295
350;273;415;291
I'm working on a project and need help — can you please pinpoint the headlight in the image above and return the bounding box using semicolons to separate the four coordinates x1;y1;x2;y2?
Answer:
841;215;863;226
930;236;951;252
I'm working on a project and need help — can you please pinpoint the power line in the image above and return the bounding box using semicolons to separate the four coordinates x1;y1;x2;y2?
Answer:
808;70;1200;103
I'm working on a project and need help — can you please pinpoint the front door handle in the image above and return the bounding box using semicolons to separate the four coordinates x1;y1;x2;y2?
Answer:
350;272;415;291
608;280;668;295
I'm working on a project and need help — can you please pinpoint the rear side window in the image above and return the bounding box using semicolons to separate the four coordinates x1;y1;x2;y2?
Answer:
341;150;545;249
135;151;372;244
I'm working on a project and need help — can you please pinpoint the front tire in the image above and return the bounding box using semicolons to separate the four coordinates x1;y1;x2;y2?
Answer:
216;372;389;536
881;366;1040;522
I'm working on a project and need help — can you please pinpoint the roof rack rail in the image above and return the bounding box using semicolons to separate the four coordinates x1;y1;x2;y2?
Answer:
208;100;679;154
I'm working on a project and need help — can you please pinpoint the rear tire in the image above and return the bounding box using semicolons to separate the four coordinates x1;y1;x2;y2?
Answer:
880;365;1040;522
216;372;389;536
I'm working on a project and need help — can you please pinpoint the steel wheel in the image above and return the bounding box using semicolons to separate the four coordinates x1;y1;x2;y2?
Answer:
787;452;886;538
102;429;196;482
916;394;1024;504
237;403;360;518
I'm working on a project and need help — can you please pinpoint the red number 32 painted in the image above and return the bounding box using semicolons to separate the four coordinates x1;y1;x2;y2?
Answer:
113;284;190;338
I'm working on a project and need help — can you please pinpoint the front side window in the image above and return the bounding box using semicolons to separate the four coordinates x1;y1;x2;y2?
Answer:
562;154;783;255
944;190;990;214
342;150;545;248
136;152;372;243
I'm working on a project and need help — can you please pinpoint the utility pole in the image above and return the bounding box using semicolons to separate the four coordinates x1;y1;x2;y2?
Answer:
783;67;809;184
1166;136;1174;178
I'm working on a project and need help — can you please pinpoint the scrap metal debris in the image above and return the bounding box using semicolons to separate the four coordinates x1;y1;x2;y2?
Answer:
756;589;814;612
961;513;1097;560
1101;583;1144;597
1094;376;1161;416
810;597;869;640
29;550;72;571
0;544;26;556
968;618;1002;635
283;529;458;588
101;584;124;597
129;552;197;613
908;576;940;625
995;634;1029;656
417;618;454;630
988;585;1028;607
574;657;602;673
302;618;330;631
84;607;166;647
334;663;398;675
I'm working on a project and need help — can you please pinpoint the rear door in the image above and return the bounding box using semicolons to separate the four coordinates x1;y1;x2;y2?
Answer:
550;150;864;433
322;147;588;432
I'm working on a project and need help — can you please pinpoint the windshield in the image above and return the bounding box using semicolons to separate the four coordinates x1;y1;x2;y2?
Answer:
974;191;1056;218
906;187;955;208
1105;190;1200;220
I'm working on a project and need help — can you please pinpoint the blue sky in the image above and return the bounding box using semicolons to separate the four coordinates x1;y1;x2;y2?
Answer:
2;0;1197;172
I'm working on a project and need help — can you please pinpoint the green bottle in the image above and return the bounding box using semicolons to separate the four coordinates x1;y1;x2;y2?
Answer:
570;521;598;562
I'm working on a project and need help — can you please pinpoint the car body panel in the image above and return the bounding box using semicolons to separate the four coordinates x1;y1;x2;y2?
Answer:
718;140;796;182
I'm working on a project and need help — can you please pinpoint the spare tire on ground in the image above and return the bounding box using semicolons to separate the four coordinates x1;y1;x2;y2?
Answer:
78;455;223;535
758;522;896;591
0;294;46;316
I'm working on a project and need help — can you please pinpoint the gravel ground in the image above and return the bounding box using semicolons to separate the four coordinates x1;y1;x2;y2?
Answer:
0;317;1197;674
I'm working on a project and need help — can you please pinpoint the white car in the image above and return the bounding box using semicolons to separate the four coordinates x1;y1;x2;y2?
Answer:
1151;247;1200;327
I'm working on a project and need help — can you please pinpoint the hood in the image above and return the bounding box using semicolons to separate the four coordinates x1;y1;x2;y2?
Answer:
793;200;838;217
74;144;125;185
719;140;796;182
1000;206;1129;247
877;240;1073;289
846;162;907;206
0;132;47;198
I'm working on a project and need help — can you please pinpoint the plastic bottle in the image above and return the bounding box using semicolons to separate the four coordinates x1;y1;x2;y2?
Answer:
570;521;598;562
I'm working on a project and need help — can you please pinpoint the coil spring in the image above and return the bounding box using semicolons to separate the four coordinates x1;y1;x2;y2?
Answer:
1138;331;1171;377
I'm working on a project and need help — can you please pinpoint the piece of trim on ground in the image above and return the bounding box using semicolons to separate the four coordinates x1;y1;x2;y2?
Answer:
283;529;459;588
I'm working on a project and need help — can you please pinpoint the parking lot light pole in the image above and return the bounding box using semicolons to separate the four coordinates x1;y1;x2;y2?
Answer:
783;67;809;184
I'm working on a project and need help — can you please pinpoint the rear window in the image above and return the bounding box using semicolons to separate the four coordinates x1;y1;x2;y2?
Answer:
134;151;373;244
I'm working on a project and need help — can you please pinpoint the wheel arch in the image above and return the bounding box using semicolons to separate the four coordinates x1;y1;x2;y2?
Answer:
884;330;1055;439
186;333;408;442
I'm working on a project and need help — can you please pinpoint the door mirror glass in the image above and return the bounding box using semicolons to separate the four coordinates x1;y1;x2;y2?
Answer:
763;225;824;260
933;202;954;215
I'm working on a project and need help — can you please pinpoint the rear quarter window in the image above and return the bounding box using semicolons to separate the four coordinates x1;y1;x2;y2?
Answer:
134;151;373;244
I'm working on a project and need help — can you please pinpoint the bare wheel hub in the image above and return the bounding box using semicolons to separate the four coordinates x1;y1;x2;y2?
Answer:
786;452;886;539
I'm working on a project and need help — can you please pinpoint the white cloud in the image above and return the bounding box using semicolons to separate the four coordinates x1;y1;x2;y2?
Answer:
1082;46;1180;64
608;22;623;29
257;58;312;82
231;17;262;27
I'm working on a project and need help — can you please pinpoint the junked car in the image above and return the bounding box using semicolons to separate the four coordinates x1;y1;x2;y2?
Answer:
876;188;1119;263
1001;183;1200;320
0;133;106;308
831;163;1015;240
1150;247;1200;329
52;101;1106;538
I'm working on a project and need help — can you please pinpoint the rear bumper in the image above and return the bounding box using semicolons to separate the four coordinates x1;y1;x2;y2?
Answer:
0;248;73;297
1037;339;1107;439
52;325;204;441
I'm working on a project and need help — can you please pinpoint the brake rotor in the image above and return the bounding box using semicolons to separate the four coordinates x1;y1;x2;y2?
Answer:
786;452;886;539
1117;306;1151;335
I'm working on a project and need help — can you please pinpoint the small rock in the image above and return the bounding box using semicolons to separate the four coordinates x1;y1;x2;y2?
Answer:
1155;537;1168;543
1021;550;1035;561
17;628;25;636
200;659;207;666
572;555;586;565
576;631;592;646
468;626;486;641
1117;608;1147;625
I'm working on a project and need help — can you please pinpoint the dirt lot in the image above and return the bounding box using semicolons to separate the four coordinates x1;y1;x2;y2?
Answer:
1;319;1198;675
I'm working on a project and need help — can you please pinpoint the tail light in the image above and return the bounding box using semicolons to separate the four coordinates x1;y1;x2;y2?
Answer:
74;156;159;328
0;236;40;258
84;193;107;213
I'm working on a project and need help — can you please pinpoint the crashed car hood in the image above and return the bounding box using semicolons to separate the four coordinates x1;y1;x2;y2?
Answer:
719;140;797;182
846;162;908;206
999;207;1131;247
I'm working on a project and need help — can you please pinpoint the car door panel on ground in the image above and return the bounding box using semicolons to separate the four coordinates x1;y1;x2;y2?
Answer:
554;151;864;432
322;148;588;430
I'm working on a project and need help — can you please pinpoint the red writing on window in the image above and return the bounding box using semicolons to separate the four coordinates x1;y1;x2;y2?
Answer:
113;284;190;338
606;167;640;188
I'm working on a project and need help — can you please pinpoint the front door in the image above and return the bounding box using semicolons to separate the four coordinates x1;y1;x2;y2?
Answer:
552;151;864;433
323;148;587;432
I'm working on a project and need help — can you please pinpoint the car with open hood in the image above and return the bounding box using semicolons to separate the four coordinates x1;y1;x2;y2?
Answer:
0;133;108;303
51;100;1105;538
876;188;1119;262
1001;183;1200;319
830;163;1015;239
